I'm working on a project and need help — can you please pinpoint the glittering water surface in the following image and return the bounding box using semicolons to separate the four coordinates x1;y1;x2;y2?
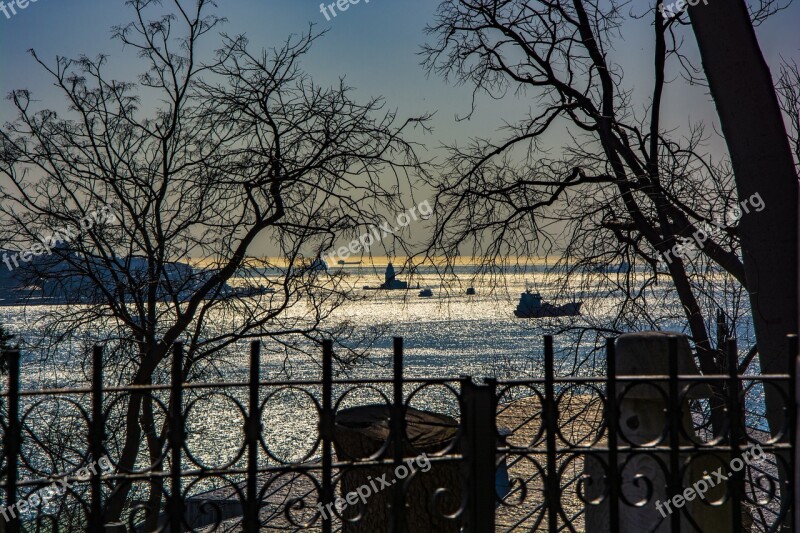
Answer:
1;265;760;470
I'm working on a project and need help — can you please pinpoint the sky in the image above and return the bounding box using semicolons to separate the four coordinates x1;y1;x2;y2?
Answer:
1;0;799;257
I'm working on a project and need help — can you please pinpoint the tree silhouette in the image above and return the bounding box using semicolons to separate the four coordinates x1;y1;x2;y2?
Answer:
0;323;15;375
421;0;795;427
0;0;428;526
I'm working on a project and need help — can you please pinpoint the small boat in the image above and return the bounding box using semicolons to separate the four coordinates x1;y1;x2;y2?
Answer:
419;288;433;298
514;289;581;318
466;287;476;295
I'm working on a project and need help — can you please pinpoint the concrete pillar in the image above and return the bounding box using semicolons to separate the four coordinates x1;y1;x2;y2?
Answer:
332;405;461;533
585;331;731;532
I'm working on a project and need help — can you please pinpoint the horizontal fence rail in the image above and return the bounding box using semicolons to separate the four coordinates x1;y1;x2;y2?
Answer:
0;335;797;532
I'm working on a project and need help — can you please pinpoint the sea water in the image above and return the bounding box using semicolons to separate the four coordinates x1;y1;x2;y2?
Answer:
0;264;760;469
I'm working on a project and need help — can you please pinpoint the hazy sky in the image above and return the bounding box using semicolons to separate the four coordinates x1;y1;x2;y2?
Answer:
1;0;521;139
1;0;799;256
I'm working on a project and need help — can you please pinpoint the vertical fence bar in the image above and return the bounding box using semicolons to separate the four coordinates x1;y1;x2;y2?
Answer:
787;334;797;533
461;377;497;533
605;338;620;532
245;341;261;531
4;349;20;533
478;378;497;532
543;335;559;533
793;335;800;533
321;339;334;533
89;345;104;532
168;343;185;533
667;336;681;533
460;377;473;531
390;336;407;533
727;338;743;533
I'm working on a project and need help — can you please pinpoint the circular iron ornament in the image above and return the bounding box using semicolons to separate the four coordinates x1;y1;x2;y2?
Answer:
404;381;461;418
259;470;323;529
15;481;89;529
400;463;464;523
496;454;546;509
499;475;529;508
333;462;379;526
748;472;779;507
102;390;171;474
405;381;462;457
32;513;60;530
616;451;663;509
680;380;728;447
182;390;248;470
127;502;167;533
495;385;546;450
753;451;793;528
431;485;467;521
18;396;91;477
183;473;245;531
332;384;392;462
572;452;610;506
678;451;733;507
621;473;655;509
338;491;368;524
615;381;670;447
555;383;606;448
196;499;226;530
21;481;94;529
259;385;322;465
285;494;325;529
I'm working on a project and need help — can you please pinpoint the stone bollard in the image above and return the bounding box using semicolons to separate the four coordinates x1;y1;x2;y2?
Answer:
332;404;462;533
585;331;731;532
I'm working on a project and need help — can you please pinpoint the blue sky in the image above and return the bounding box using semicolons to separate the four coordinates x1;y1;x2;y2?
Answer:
0;0;514;141
5;1;795;147
1;0;798;256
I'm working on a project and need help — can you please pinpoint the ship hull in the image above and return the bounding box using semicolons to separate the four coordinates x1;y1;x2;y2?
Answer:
514;302;582;318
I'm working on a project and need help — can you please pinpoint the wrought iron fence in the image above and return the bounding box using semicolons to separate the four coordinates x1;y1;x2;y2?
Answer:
0;335;797;532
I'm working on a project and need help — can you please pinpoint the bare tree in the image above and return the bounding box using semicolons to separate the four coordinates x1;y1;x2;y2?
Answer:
421;0;797;448
687;1;799;525
777;59;800;171
420;2;799;524
0;0;428;526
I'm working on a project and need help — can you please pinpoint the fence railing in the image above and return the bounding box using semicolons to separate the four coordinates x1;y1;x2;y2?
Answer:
1;335;797;532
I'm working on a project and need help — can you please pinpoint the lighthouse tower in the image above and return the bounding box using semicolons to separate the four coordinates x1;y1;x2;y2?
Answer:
385;262;396;284
380;262;407;289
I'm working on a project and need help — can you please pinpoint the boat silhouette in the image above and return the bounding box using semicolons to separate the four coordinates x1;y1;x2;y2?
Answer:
514;289;582;318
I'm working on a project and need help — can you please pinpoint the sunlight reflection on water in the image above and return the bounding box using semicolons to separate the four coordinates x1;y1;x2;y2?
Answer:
1;267;761;470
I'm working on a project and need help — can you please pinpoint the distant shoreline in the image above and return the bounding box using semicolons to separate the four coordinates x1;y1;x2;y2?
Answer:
187;255;560;269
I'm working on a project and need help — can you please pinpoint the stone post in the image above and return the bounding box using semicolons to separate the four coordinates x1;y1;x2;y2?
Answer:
585;331;731;532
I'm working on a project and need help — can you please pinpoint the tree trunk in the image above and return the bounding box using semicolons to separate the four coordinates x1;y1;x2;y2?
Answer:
105;347;166;524
688;0;798;376
687;0;798;525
